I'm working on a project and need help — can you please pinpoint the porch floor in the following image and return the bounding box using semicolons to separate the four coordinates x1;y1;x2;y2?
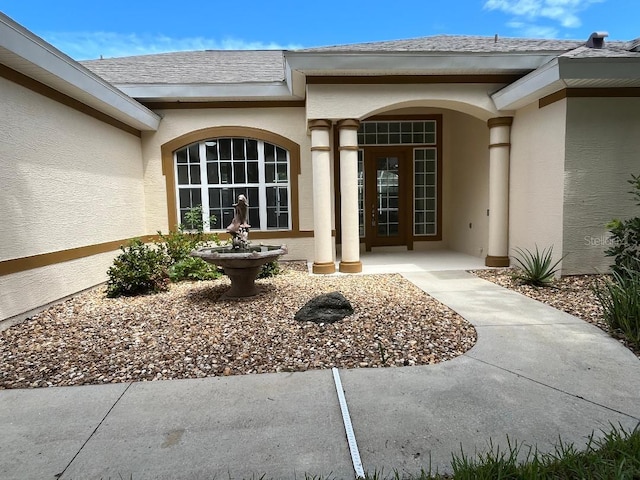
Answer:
321;249;491;274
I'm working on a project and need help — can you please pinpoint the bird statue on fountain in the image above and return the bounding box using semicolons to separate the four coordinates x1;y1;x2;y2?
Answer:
226;194;251;249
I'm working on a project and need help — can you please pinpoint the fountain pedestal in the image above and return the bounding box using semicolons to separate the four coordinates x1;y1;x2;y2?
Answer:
191;245;287;297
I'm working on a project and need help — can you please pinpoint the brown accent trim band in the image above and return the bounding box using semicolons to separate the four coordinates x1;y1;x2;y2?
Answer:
485;255;510;267
539;87;640;108
310;146;331;152
308;119;332;130
488;142;511;149
338;146;359;151
336;118;360;130
142;100;306;110
539;90;567;108
0;64;141;138
312;262;336;274
487;117;514;128
339;261;362;273
0;235;156;277
307;74;521;85
160;126;302;233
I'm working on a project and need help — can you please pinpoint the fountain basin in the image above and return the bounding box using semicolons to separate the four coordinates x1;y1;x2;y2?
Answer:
191;244;287;297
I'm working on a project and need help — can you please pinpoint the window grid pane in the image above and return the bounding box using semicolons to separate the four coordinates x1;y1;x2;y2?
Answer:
357;121;437;145
414;148;437;236
175;138;291;232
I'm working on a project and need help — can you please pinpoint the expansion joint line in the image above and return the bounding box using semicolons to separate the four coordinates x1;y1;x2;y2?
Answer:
54;382;134;479
466;355;640;422
332;367;365;479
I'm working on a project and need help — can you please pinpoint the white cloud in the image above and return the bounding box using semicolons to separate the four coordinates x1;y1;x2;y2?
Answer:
484;0;604;33
41;31;304;60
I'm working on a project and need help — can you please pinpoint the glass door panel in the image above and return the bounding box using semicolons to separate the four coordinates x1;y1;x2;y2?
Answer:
364;149;407;247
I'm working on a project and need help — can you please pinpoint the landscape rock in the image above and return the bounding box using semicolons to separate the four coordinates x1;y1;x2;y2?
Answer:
294;291;354;323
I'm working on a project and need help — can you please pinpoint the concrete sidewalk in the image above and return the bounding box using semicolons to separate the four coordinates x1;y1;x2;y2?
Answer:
1;271;639;479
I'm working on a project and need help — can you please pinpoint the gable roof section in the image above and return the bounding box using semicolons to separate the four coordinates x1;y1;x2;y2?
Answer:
0;12;159;131
81;50;298;102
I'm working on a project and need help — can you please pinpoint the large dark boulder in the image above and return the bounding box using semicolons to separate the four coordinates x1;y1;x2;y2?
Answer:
294;291;354;323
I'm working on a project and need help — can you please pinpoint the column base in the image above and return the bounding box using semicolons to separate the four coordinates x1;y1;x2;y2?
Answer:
339;261;362;273
485;255;510;267
312;261;336;274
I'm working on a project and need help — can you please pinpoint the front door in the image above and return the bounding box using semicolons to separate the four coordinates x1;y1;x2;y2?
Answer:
364;147;410;249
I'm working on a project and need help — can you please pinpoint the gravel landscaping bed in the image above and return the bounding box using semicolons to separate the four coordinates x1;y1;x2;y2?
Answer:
0;262;476;389
470;267;640;358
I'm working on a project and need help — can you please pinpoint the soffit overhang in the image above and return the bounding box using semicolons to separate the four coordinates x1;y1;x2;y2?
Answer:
492;56;640;110
0;13;160;131
115;82;304;102
284;51;562;76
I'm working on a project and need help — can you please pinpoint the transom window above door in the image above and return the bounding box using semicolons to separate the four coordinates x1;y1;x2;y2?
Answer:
357;120;437;146
174;137;291;232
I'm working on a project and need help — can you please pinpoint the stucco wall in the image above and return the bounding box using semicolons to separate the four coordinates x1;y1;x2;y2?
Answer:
0;77;146;321
445;111;490;257
140;107;313;260
563;97;640;274
509;100;566;270
307;84;503;123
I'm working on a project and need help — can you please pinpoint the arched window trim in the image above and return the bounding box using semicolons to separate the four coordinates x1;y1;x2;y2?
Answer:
161;127;301;236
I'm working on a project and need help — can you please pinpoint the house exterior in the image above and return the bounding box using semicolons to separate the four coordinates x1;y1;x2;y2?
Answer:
1;11;639;323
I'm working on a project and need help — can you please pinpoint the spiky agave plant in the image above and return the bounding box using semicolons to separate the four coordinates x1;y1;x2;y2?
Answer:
512;245;565;287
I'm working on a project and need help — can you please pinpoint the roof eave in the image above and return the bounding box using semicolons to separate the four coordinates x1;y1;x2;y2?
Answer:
115;82;303;102
0;12;160;131
284;51;562;75
492;56;640;110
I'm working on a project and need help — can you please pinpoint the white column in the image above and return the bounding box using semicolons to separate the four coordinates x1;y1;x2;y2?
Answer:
337;119;362;273
486;117;513;267
309;119;336;274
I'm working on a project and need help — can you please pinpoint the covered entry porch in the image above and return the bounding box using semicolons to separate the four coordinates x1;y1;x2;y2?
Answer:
307;96;514;274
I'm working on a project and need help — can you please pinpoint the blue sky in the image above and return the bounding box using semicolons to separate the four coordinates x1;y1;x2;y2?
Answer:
1;0;637;60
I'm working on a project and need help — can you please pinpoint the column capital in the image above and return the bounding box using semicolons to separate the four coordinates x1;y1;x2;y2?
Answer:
336;118;360;130
487;117;514;128
308;119;332;131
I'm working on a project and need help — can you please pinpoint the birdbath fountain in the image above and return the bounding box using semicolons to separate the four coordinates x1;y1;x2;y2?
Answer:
190;195;287;297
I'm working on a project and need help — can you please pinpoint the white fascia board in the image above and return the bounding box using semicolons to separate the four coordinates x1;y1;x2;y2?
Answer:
492;55;640;110
284;51;559;73
284;61;306;99
492;58;566;110
116;82;300;101
0;13;160;131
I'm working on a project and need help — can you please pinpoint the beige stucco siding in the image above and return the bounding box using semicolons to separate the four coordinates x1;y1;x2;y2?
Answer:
307;84;504;122
563;97;640;274
0;77;146;321
509;100;566;269
444;111;490;257
140;107;313;259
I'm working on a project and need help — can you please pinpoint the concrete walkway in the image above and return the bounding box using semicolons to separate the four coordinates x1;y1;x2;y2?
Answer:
1;270;639;479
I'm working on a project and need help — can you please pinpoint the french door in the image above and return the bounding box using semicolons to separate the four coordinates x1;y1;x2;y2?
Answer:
364;147;411;249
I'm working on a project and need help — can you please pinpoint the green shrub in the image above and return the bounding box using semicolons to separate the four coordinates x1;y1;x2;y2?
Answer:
594;267;640;348
257;260;281;279
156;206;220;266
106;239;169;298
168;256;221;282
605;174;640;276
512;245;564;287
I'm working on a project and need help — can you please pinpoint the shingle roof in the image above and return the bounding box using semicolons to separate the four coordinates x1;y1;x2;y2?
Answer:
80;50;285;84
297;35;586;53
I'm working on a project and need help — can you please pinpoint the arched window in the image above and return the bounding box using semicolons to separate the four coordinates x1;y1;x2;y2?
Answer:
174;137;291;232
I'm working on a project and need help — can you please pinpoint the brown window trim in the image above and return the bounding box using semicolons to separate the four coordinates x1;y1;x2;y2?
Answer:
161;126;302;234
